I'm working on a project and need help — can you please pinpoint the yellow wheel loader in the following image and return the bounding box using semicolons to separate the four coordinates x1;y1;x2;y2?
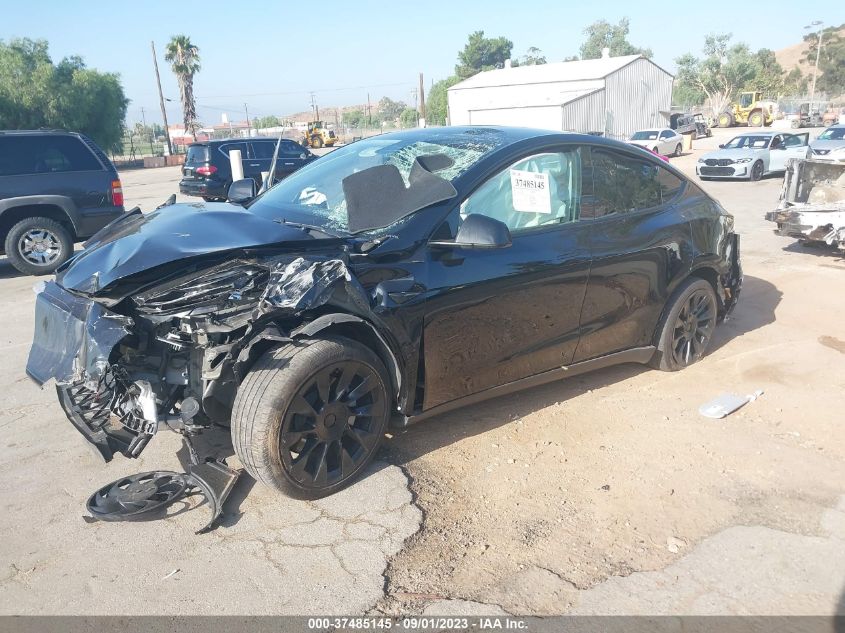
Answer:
716;91;775;128
301;121;337;148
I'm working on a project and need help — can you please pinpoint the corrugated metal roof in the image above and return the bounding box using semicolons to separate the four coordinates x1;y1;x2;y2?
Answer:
449;55;643;91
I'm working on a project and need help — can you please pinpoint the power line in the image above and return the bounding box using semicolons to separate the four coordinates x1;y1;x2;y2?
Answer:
195;81;414;100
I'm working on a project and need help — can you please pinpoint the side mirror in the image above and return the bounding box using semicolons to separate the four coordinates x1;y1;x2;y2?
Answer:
300;153;309;160
430;214;512;249
718;144;725;148
227;178;256;204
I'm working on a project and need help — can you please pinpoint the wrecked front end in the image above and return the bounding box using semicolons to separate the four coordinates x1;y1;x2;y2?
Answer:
27;254;366;462
765;159;845;249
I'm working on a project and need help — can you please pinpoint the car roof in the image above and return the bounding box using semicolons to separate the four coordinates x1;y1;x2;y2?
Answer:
0;129;81;136
732;131;778;137
189;137;286;146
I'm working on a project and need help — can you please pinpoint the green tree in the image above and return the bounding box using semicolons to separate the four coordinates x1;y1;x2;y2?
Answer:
399;107;418;128
377;96;405;121
342;109;366;127
0;38;127;151
782;68;808;95
455;31;514;79
674;34;759;117
255;115;281;128
426;75;461;126
579;18;652;60
802;24;845;95
513;46;547;66
164;35;201;140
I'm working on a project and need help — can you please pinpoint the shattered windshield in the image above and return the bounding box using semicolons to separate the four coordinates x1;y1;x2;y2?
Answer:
723;136;770;149
818;128;845;141
247;129;507;234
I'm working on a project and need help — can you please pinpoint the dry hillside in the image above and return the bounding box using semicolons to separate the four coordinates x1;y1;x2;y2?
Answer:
775;25;845;75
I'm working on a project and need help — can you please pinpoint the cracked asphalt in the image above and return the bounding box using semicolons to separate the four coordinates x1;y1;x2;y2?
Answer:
1;134;844;616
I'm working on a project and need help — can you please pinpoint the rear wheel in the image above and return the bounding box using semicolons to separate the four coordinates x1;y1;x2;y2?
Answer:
749;160;764;181
4;216;73;276
231;336;391;499
312;136;324;149
674;143;683;157
650;278;718;371
749;110;764;127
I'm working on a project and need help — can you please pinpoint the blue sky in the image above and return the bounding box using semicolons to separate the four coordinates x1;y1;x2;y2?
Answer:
1;0;832;126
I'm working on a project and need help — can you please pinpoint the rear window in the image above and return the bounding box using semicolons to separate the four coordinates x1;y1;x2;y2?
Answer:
0;135;102;176
186;145;210;164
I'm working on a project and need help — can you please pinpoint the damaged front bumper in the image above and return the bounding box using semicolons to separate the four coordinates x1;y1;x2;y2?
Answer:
27;282;134;461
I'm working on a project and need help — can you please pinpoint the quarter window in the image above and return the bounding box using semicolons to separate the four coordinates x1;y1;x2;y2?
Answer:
458;149;584;233
0;135;100;176
588;148;683;217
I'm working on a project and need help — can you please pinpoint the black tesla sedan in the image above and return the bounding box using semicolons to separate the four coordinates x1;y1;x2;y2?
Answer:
27;126;741;500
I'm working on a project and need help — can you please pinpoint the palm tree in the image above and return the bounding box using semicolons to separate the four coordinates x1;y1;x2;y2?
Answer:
164;35;201;141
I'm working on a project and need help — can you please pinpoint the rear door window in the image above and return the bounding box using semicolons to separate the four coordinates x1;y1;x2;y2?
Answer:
586;148;684;217
186;145;210;164
0;135;100;176
249;141;277;159
218;142;249;159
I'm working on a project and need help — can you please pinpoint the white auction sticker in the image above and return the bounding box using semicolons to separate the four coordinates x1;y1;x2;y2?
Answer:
510;169;551;214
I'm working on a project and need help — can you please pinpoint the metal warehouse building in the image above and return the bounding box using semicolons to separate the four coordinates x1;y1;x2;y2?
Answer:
447;54;674;140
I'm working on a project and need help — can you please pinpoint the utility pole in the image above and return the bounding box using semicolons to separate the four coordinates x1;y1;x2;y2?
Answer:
244;103;251;137
151;41;173;156
804;20;824;119
418;72;426;126
367;93;371;127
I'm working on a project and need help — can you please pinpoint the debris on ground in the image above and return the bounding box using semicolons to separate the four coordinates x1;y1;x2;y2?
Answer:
699;390;764;419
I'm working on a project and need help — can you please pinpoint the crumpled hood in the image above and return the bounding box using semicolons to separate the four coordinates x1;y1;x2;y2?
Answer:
57;201;318;295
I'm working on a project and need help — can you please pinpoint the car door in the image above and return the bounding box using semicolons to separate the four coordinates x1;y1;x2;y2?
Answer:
574;146;690;362
248;140;275;179
422;147;592;409
658;130;674;155
769;133;810;172
276;140;312;179
218;141;251;183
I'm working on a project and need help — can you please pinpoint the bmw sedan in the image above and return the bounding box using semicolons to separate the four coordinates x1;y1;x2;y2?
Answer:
696;131;810;181
27;127;741;501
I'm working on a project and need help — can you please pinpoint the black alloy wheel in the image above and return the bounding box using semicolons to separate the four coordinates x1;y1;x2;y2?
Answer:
669;288;717;367
231;336;391;499
280;359;386;488
749;160;764;181
651;278;719;371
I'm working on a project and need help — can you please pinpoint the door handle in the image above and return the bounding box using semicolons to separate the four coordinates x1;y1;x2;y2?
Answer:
283;162;294;166
248;163;260;167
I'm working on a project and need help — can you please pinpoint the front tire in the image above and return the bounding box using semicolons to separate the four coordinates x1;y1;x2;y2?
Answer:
231;336;391;499
650;278;718;371
749;160;764;181
674;143;683;157
4;216;73;276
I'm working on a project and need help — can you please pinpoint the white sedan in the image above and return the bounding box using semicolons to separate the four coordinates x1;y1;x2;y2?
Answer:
628;128;685;157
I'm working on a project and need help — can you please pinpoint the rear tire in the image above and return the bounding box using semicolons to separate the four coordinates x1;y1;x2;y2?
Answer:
231;336;391;499
650;278;718;371
749;110;764;127
674;143;683;157
4;216;73;276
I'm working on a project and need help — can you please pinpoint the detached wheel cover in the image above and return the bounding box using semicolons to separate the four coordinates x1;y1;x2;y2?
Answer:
280;359;387;488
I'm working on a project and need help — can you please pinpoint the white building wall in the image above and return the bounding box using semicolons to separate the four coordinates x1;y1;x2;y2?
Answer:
448;80;603;127
603;57;673;139
468;105;563;130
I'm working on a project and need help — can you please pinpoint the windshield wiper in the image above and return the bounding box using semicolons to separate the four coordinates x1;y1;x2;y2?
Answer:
273;218;345;239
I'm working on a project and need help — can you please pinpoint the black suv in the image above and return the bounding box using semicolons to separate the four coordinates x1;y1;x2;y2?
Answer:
0;130;125;275
179;137;317;201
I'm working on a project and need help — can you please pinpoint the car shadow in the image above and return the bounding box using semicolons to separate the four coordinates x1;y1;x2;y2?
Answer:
782;241;845;260
709;274;781;354
387;274;779;466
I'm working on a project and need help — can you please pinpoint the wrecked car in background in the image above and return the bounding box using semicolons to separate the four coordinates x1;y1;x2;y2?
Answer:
766;158;845;250
27;126;742;506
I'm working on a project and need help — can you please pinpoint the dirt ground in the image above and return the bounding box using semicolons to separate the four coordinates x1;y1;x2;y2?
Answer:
378;128;845;614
